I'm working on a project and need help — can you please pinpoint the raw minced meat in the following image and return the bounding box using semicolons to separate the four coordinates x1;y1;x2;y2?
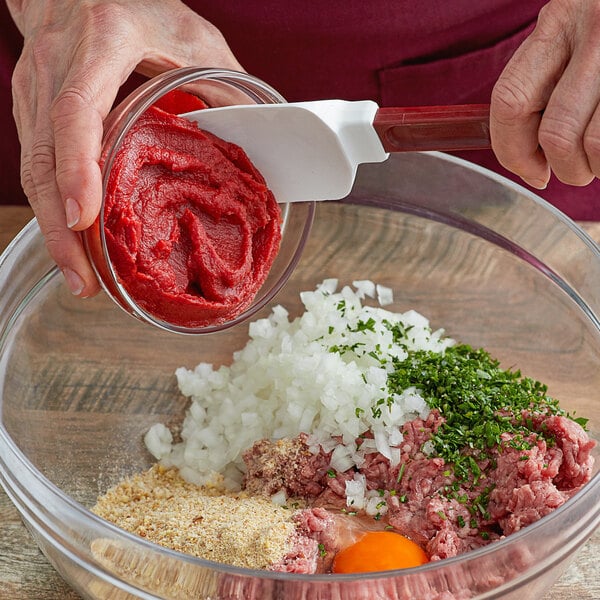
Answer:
242;410;594;564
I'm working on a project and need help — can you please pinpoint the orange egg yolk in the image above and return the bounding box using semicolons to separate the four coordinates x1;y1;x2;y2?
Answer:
332;530;429;574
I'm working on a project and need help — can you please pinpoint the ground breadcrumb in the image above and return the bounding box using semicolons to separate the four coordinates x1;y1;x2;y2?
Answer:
92;464;297;570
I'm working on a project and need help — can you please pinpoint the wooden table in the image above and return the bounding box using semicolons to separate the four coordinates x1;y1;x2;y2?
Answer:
0;205;598;599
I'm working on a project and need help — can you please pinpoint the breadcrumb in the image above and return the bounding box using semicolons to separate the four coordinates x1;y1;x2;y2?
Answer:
92;464;297;570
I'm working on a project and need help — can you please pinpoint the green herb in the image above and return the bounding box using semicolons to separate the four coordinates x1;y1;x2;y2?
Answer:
457;515;466;528
397;463;406;484
385;321;414;346
329;342;364;355
572;416;589;429
386;343;566;493
354;317;377;333
318;543;327;558
327;469;336;478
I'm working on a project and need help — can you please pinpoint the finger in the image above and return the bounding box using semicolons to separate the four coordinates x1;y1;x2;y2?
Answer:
537;31;600;185
38;206;101;298
490;17;567;189
51;79;108;232
27;121;101;297
23;57;101;297
50;19;142;231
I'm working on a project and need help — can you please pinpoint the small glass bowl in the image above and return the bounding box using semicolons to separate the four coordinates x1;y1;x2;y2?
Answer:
82;67;315;335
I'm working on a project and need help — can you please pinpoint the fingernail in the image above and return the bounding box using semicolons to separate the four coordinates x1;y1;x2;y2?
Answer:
521;177;548;190
65;197;81;228
61;268;85;296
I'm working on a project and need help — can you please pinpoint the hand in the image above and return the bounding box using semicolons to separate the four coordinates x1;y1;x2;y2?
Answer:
490;0;600;191
7;0;243;297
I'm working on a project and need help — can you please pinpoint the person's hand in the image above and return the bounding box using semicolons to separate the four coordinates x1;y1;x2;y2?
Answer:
490;0;600;191
7;0;243;297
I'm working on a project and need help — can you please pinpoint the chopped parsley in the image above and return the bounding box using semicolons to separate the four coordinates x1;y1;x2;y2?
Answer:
396;463;406;483
387;343;565;488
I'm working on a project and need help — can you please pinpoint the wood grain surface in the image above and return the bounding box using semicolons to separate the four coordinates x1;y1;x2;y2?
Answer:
0;206;598;599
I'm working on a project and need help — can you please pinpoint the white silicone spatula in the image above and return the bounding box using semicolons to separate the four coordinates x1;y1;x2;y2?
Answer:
183;100;491;203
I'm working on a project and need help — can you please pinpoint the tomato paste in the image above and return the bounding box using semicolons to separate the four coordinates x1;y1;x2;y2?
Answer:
103;103;282;328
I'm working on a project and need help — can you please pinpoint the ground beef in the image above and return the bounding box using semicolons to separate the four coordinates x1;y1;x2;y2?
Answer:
539;414;595;488
241;410;595;570
242;433;331;498
486;413;595;534
270;508;337;573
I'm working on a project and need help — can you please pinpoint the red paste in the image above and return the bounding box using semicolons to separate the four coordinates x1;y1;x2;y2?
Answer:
103;103;282;328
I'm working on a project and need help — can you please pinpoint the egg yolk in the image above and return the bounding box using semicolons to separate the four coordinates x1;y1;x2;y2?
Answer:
332;530;429;573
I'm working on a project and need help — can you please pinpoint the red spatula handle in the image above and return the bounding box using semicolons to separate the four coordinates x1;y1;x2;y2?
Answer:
373;104;491;153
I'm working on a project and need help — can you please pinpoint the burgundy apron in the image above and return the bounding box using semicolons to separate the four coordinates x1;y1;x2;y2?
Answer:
1;1;599;219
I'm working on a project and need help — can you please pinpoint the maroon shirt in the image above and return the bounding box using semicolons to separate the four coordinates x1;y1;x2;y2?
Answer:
2;1;599;219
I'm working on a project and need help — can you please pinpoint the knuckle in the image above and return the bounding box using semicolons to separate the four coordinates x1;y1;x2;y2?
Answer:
42;226;70;266
534;2;557;30
50;84;95;123
583;129;600;158
29;137;56;180
491;77;534;123
11;61;31;96
19;159;36;200
169;10;235;65
197;18;226;45
534;1;570;38
538;117;581;159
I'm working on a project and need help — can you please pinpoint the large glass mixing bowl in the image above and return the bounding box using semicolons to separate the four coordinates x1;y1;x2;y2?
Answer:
0;152;598;599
